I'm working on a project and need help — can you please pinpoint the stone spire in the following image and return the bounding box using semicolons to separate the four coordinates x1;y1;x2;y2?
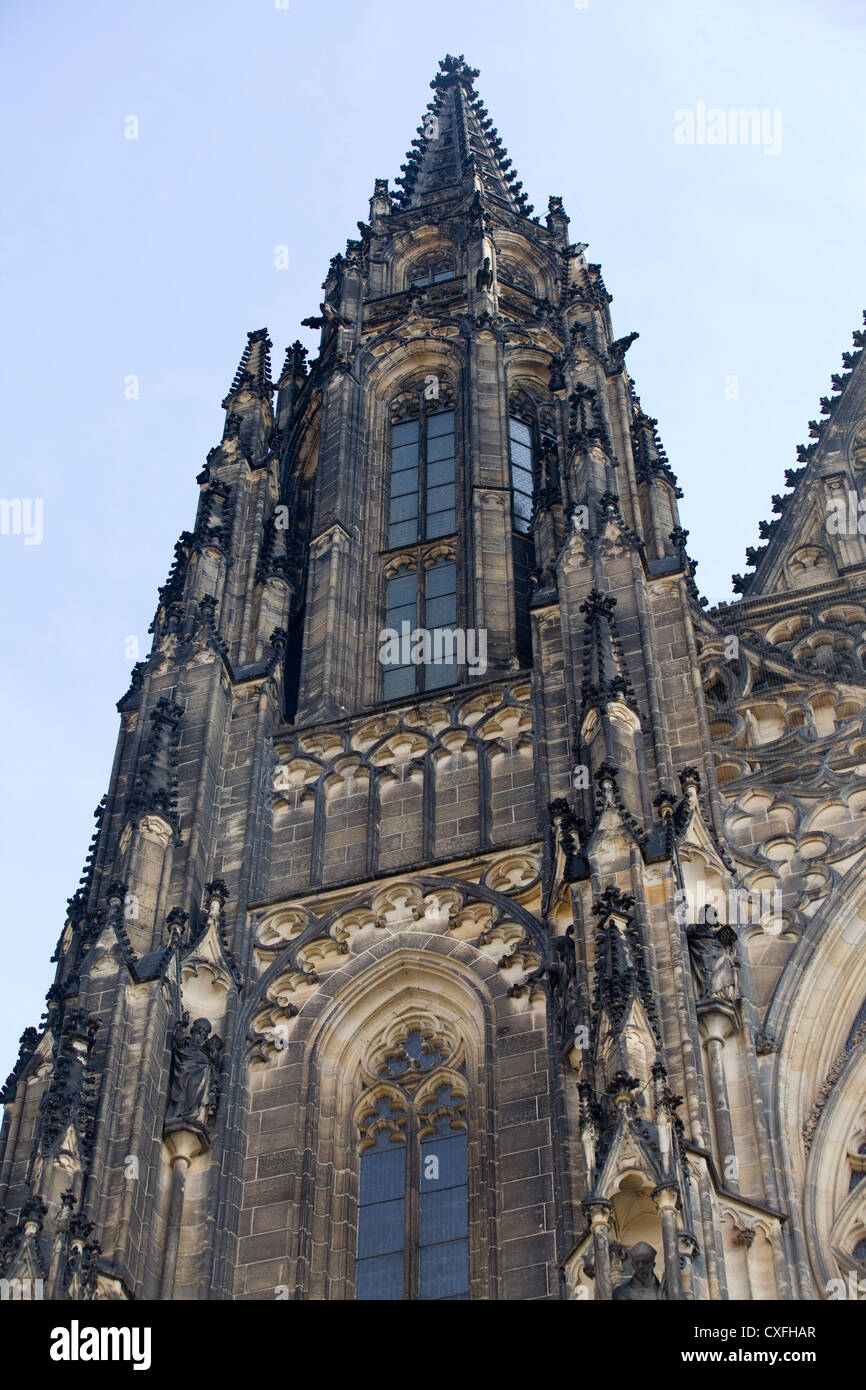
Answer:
579;590;637;714
222;327;274;407
732;309;866;596
394;55;533;217
220;327;275;459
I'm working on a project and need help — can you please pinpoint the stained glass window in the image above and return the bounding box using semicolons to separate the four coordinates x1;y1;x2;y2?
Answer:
356;1030;468;1300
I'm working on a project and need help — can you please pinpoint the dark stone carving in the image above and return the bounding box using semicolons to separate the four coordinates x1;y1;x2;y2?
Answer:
631;407;682;494
548;354;566;392
579;589;638;710
550;928;583;1055
59;1198;103;1300
670;525;690;558
475;256;494;291
0;1195;49;1284
1;1026;39;1104
687;924;739;1004
549;798;586;882
592;889;662;1048
609;331;639;368
164;1014;223;1143
568;382;611;454
267;626;288;672
803;1016;866;1150
467;190;489;236
613;1241;662;1300
33;1010;101;1164
127;696;183;827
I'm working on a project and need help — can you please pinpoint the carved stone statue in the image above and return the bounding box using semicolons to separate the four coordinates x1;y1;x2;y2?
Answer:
687;924;739;1004
164;1014;223;1138
743;708;761;747
475;256;494;291
613;1241;662;1301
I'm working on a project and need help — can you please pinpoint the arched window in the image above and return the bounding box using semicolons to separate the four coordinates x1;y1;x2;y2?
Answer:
508;415;534;535
406;254;456;289
508;394;558;535
355;1028;469;1300
508;394;555;668
381;385;460;698
498;258;536;295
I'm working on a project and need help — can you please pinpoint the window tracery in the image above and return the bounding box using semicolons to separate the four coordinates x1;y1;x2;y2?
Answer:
355;1022;469;1300
406;254;456;289
507;391;555;667
498;258;536;295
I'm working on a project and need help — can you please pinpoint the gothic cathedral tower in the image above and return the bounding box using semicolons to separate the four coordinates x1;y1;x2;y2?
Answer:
3;55;866;1302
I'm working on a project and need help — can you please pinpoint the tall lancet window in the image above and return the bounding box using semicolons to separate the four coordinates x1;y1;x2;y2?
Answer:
508;415;534;535
355;1027;469;1301
388;404;456;548
382;384;461;698
508;394;553;668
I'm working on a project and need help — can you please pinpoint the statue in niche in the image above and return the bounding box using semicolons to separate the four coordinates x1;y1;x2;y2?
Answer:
613;1241;663;1301
552;932;582;1049
164;1014;223;1137
744;708;761;746
687;923;739;1004
475;256;494;291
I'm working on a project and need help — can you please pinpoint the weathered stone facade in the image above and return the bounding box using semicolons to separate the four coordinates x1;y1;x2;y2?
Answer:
2;55;865;1301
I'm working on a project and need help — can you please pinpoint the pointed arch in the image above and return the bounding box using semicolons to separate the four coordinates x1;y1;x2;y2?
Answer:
290;943;500;1300
765;857;866;1293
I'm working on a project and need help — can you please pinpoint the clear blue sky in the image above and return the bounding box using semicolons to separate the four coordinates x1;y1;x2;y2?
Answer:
1;0;863;1071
